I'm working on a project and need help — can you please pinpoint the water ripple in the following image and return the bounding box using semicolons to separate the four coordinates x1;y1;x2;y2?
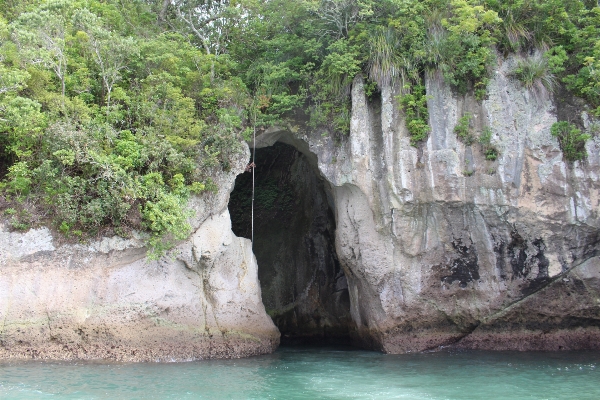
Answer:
1;347;599;399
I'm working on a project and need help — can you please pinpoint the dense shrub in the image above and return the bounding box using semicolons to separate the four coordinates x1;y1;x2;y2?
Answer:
454;113;475;145
551;121;591;162
1;0;599;255
0;1;248;256
479;127;498;161
398;84;430;146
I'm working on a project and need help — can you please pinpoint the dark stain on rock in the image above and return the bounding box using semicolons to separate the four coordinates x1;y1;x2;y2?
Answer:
493;237;508;280
442;239;480;288
532;238;550;278
521;276;552;296
508;230;528;278
582;231;600;259
571;278;588;293
509;232;551;287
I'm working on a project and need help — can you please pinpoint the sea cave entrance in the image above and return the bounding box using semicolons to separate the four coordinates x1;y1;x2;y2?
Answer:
228;141;353;345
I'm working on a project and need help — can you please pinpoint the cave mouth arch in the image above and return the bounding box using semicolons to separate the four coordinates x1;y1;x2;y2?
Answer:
228;140;353;345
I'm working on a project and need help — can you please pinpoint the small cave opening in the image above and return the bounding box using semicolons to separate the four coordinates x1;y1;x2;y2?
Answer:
228;141;353;345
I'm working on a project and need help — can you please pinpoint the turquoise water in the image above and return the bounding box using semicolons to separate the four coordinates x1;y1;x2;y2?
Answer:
1;346;599;399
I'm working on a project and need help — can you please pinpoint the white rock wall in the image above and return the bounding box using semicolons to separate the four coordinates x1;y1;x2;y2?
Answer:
0;147;279;361
275;60;600;352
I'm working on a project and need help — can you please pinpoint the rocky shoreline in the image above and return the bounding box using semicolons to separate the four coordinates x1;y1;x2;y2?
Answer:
1;60;599;360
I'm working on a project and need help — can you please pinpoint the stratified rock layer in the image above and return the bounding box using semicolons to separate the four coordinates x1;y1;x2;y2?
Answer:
0;149;279;361
256;59;599;352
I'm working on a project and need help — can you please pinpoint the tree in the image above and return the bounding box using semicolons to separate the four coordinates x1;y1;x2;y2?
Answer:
305;0;374;38
73;9;137;111
11;0;71;99
0;17;28;97
164;0;236;55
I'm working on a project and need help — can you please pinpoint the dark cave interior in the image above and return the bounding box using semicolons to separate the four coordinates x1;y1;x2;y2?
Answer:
228;142;354;345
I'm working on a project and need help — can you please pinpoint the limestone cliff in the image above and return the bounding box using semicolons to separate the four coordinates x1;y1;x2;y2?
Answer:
1;57;599;360
256;58;600;352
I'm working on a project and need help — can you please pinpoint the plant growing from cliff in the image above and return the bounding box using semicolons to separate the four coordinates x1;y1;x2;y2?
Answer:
551;121;591;162
511;53;557;98
367;26;401;87
479;126;498;161
454;113;474;145
5;206;32;230
398;83;430;146
589;121;600;136
433;0;501;99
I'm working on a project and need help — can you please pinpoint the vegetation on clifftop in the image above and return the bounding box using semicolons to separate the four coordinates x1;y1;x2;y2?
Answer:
0;0;248;255
1;0;598;253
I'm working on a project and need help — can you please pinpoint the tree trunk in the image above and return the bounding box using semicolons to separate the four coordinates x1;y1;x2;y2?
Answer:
106;83;112;114
159;0;171;22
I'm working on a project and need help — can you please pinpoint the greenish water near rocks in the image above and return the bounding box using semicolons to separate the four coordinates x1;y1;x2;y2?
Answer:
1;346;599;399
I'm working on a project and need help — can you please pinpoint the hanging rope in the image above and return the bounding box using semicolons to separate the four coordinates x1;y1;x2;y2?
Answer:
251;119;256;249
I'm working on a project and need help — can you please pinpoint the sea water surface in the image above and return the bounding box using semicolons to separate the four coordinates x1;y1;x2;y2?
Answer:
1;346;599;399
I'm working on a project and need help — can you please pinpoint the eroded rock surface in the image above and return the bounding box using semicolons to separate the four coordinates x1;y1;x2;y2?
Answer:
1;57;598;360
0;149;279;361
256;59;599;352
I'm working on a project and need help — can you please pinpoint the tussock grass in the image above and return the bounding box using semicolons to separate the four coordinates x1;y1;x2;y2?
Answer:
367;26;402;87
511;53;557;99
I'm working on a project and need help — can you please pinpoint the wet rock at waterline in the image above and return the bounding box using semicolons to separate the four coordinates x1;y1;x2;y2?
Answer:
1;59;599;360
0;150;279;362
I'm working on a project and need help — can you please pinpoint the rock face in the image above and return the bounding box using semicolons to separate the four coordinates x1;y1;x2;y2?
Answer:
0;149;279;361
254;59;599;352
1;57;599;360
228;142;353;343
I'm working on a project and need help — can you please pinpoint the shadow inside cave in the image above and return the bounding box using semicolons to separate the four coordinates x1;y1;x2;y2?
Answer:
228;141;354;346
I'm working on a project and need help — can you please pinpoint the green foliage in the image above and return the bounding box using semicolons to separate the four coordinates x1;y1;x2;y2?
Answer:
0;96;47;158
546;46;569;76
4;161;32;196
142;191;192;260
322;39;362;95
432;0;501;98
444;0;502;35
73;7;139;109
551;121;591;162
484;1;600;115
398;83;430;146
511;53;557;97
0;0;250;256
2;0;600;254
33;118;219;249
456;117;500;162
367;26;401;87
564;7;600;116
454;113;474;145
9;209;31;230
479;126;498;160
